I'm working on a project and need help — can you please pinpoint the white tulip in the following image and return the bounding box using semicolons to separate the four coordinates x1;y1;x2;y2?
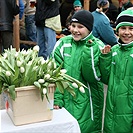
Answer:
26;50;30;55
41;59;46;65
79;86;85;93
38;79;45;84
20;67;25;73
15;52;18;57
6;71;11;76
48;61;52;68
49;78;54;80
44;74;50;79
3;53;7;59
33;45;39;52
33;66;38;70
54;62;56;69
43;88;47;95
27;61;32;66
45;60;49;63
60;69;67;74
21;50;27;55
72;83;78;88
17;60;22;67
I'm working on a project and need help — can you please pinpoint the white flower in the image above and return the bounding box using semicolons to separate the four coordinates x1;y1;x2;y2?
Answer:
54;62;56;69
60;69;67;74
72;83;78;88
27;61;32;66
45;60;49;64
43;88;47;95
48;61;52;69
33;45;39;52
79;86;85;93
38;79;45;84
20;67;25;73
33;66;38;70
44;74;50;79
15;52;18;57
6;71;11;76
17;60;22;67
21;50;27;55
26;50;30;55
49;78;54;80
3;53;7;59
41;59;46;65
53;70;56;74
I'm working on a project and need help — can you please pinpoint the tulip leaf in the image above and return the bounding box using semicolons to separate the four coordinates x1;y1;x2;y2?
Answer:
61;81;69;89
56;81;64;94
8;85;16;101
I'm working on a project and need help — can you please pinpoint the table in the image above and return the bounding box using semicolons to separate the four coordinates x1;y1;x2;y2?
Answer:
0;108;81;133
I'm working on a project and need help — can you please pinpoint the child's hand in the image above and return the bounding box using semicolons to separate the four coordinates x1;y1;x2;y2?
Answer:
101;45;111;54
54;105;60;109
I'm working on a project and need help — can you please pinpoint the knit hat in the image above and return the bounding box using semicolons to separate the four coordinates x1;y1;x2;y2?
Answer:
116;9;133;32
73;0;82;7
97;0;109;8
71;10;94;31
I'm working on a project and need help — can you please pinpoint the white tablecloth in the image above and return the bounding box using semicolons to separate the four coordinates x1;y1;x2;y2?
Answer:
0;108;81;133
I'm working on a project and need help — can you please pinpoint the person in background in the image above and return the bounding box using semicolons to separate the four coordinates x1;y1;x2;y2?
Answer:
61;0;83;36
0;0;19;54
21;0;37;50
66;0;82;29
118;0;133;14
19;0;24;20
92;0;118;46
53;10;105;133
100;9;133;133
89;0;98;12
23;0;36;42
106;0;118;28
35;0;62;60
59;0;83;27
59;0;75;27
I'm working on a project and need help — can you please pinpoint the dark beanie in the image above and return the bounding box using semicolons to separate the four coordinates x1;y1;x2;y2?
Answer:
71;10;94;32
116;9;133;32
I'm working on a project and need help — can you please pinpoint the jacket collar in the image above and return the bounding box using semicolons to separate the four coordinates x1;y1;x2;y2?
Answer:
118;39;133;50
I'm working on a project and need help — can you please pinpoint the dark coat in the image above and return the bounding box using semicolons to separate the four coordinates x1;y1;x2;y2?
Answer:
0;0;19;32
35;0;60;27
118;2;133;14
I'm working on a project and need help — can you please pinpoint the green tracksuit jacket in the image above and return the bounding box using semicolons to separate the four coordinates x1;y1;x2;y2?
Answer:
52;33;104;133
99;42;133;133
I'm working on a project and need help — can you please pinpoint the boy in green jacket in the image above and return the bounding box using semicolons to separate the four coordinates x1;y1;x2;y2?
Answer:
52;10;105;133
100;9;133;133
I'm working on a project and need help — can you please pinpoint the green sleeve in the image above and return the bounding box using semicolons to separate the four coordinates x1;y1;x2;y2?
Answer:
82;44;102;83
54;88;64;108
52;39;64;108
51;39;64;67
99;52;112;84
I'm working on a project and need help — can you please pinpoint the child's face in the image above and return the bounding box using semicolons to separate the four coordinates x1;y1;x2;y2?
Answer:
74;6;82;12
71;22;90;41
118;26;133;44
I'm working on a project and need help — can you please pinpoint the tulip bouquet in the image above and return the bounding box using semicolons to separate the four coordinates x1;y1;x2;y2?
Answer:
0;46;87;101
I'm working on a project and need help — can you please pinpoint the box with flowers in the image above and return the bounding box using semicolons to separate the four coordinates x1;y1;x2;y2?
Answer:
0;46;87;125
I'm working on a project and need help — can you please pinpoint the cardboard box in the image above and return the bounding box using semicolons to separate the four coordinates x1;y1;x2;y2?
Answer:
6;85;55;126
